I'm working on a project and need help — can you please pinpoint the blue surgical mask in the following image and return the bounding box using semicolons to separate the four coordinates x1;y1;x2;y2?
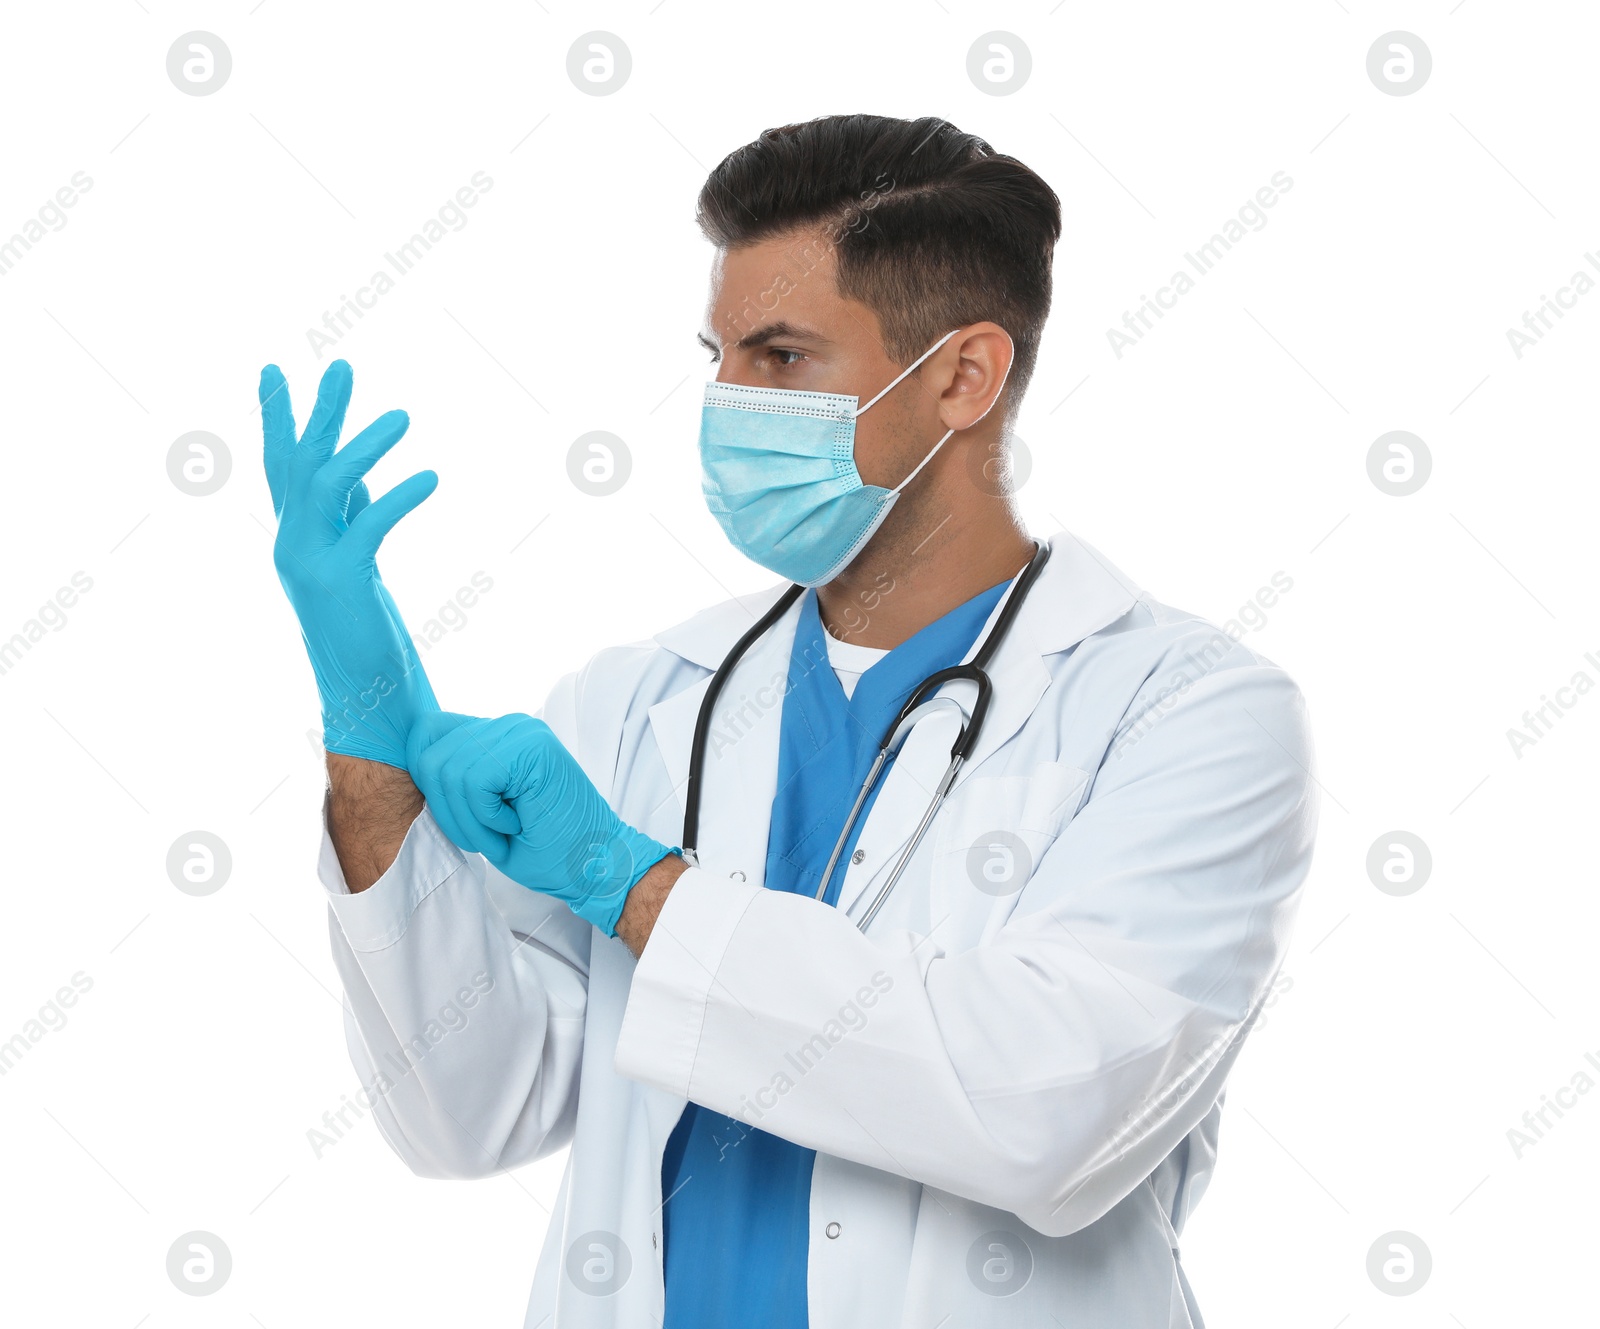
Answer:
698;329;961;587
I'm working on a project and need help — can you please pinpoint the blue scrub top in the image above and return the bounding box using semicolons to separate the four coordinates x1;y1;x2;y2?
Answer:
659;575;1013;1328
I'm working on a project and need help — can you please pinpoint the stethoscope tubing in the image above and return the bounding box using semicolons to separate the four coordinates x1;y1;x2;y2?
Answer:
681;539;1053;928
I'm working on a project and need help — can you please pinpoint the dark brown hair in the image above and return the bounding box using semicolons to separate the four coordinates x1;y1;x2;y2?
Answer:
696;114;1063;406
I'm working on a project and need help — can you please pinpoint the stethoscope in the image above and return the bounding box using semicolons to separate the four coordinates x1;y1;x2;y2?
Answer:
681;538;1052;932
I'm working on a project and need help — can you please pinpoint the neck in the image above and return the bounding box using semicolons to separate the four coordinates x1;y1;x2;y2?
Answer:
817;502;1034;648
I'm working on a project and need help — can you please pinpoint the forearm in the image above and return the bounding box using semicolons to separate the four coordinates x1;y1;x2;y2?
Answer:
325;751;425;892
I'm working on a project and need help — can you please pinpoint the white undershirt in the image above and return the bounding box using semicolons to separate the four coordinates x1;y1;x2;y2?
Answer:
823;631;890;700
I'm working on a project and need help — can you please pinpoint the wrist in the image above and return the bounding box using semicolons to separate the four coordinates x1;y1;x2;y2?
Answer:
615;852;689;957
582;830;677;937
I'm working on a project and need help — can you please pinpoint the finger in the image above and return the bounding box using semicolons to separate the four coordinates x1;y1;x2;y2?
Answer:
426;788;490;858
436;782;509;859
432;717;523;845
437;718;514;810
300;359;354;467
465;750;524;836
259;364;296;517
346;470;438;561
315;409;410;508
409;714;496;843
476;831;516;872
415;742;481;853
405;710;478;777
436;725;516;856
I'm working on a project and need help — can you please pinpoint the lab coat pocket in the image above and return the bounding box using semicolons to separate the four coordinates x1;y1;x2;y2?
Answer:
928;761;1091;945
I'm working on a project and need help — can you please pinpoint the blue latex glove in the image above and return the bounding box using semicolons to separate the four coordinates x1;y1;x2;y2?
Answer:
260;359;440;768
406;712;677;936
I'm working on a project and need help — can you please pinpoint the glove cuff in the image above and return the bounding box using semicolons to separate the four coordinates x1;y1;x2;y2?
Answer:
571;829;677;937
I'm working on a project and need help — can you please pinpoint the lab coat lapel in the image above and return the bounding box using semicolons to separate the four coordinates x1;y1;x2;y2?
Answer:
831;531;1141;925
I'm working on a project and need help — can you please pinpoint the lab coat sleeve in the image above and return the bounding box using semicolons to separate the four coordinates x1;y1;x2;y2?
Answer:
613;652;1318;1238
319;674;596;1181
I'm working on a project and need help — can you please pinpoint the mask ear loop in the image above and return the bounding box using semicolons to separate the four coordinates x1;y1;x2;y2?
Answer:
880;328;1018;496
852;328;962;416
849;328;963;495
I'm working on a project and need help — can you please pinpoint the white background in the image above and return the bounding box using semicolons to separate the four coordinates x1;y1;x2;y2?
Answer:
1;2;1594;1325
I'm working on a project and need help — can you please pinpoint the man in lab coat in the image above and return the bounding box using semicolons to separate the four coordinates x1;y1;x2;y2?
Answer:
263;114;1318;1327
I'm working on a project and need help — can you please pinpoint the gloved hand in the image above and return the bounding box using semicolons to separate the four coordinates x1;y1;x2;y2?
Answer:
406;711;677;936
260;359;440;769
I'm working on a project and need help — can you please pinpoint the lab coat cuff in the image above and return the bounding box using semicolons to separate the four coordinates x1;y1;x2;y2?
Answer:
317;793;468;953
613;866;761;1095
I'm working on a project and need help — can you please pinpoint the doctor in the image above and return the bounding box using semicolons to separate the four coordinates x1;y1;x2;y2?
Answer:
262;114;1317;1327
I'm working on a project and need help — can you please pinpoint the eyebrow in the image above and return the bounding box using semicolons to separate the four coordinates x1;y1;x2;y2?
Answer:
697;320;832;355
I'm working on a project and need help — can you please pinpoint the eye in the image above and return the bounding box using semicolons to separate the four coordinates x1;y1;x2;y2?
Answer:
767;348;806;368
705;347;722;365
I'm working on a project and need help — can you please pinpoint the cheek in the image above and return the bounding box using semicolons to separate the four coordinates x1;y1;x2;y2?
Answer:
851;408;927;489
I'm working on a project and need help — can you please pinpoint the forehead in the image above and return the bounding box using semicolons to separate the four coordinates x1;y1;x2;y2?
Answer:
704;228;846;333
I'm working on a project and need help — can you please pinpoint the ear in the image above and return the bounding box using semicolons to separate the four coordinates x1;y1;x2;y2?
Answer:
933;323;1015;431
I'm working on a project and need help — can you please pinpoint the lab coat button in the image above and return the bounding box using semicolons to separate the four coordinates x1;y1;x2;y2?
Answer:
851;849;866;865
825;1222;841;1239
730;870;746;881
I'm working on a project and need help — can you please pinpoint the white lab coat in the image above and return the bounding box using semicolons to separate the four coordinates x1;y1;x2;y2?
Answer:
317;528;1318;1328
